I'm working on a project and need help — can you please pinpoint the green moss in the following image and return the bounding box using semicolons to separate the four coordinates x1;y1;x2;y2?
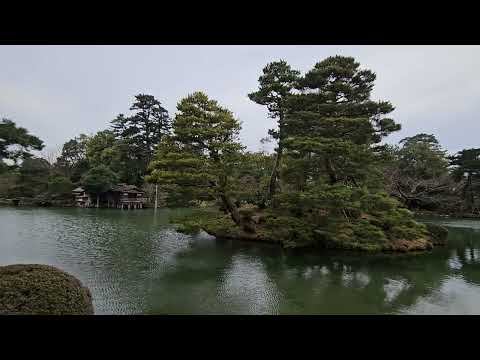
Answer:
171;202;441;253
264;215;316;248
0;264;94;315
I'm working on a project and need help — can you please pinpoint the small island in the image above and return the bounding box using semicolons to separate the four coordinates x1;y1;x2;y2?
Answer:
146;57;454;253
3;55;480;253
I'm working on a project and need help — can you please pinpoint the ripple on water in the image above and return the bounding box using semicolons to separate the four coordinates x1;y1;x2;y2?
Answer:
3;208;480;314
218;254;281;314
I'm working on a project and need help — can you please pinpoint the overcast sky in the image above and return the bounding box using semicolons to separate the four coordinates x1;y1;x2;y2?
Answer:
1;45;479;156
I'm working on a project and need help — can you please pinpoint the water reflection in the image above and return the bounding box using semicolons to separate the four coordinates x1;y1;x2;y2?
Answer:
1;208;480;314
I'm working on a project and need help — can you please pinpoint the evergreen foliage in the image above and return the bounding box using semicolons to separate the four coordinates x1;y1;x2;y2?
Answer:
0;118;44;166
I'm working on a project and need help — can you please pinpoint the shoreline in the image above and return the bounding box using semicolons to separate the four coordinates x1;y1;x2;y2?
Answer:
0;204;455;254
2;198;480;220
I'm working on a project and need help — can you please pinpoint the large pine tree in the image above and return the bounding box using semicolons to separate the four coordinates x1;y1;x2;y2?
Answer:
248;60;300;202
283;56;399;188
147;92;255;231
272;56;428;250
111;94;171;184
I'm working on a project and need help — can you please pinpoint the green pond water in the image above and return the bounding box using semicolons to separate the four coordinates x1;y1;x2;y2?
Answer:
1;206;480;314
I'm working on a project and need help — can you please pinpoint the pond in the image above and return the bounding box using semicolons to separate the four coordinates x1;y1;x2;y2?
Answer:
1;207;480;314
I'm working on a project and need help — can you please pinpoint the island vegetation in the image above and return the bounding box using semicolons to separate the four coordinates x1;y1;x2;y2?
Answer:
1;55;478;251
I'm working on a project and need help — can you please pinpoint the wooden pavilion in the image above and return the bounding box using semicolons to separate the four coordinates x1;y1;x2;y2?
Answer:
103;184;147;209
72;184;147;209
72;187;92;208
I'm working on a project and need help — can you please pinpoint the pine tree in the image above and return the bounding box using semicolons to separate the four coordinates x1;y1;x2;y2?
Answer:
271;56;428;250
111;94;171;184
283;55;400;189
147;92;254;231
0;118;44;166
248;60;300;203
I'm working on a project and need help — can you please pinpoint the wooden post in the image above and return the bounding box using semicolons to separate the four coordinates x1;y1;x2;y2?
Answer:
154;184;158;211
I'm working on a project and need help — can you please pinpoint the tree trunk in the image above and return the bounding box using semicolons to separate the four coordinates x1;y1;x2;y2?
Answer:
96;195;99;208
219;191;256;233
219;193;241;224
268;143;282;203
154;184;158;210
267;113;284;205
463;173;474;212
325;158;337;184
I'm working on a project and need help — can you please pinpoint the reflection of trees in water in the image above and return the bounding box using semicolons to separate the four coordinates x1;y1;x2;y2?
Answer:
54;210;480;315
142;236;458;314
252;229;480;314
81;216;480;314
52;208;191;314
145;237;313;314
258;250;454;314
144;237;238;314
446;227;480;285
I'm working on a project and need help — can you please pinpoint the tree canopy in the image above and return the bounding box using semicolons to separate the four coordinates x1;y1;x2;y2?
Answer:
111;94;171;184
56;134;89;182
398;133;449;179
0;118;44;167
147;91;252;229
248;60;300;202
449;148;480;212
81;164;119;207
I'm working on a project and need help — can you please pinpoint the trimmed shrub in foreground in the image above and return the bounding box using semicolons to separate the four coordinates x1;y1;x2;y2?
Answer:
0;264;94;315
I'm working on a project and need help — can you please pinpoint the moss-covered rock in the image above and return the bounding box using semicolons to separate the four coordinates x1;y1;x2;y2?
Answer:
0;264;94;315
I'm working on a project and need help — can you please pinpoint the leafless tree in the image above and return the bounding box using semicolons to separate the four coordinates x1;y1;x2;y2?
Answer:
39;147;61;166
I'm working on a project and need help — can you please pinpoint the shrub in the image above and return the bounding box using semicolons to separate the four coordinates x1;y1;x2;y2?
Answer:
0;264;94;315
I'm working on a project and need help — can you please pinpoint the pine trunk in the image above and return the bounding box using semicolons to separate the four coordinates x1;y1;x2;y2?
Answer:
219;193;256;233
267;114;284;205
268;144;282;202
325;158;338;184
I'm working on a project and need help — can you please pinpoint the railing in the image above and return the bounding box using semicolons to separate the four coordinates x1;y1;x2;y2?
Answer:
119;198;147;203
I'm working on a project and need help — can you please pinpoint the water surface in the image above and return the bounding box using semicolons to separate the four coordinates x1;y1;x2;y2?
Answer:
1;207;480;314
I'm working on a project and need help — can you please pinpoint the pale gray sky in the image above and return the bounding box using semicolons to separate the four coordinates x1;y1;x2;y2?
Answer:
1;45;479;155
